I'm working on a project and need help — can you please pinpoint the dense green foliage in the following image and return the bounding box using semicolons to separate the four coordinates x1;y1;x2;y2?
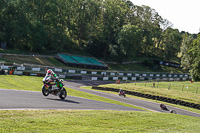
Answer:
0;0;193;61
180;34;200;81
1;0;200;79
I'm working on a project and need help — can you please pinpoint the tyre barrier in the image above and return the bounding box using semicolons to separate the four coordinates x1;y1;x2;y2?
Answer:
0;69;6;74
92;86;200;110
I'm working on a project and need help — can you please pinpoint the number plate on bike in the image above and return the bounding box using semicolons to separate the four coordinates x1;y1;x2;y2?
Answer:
52;85;58;90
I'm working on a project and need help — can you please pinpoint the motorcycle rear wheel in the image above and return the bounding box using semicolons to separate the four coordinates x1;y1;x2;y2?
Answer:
59;87;67;99
42;85;49;96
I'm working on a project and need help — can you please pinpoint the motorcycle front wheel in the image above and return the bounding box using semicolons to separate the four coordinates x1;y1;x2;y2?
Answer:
42;85;49;96
59;87;67;99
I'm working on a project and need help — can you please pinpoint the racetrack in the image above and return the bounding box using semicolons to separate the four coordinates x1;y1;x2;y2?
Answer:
0;89;142;111
0;79;200;118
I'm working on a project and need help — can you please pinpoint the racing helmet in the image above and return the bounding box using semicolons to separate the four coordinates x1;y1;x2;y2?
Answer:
47;69;53;74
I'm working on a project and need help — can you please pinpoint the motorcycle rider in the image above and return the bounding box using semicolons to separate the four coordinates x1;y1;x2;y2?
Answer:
160;103;168;110
44;69;63;88
119;88;125;95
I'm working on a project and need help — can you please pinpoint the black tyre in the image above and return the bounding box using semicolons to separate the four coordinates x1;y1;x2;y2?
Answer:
59;87;67;99
42;85;49;96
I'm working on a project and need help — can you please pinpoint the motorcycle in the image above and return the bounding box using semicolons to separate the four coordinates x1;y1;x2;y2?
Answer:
119;90;126;97
160;104;176;114
160;104;169;111
42;77;67;99
160;106;169;111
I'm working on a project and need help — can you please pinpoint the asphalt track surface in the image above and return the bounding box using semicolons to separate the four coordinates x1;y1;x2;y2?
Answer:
0;79;200;118
0;89;142;111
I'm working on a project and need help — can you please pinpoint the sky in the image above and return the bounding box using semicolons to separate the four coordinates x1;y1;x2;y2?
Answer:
130;0;200;34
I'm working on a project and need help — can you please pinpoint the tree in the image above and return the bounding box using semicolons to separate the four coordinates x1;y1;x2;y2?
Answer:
132;5;164;58
162;28;182;60
188;35;200;81
117;24;142;61
0;0;192;64
102;0;129;61
180;33;193;69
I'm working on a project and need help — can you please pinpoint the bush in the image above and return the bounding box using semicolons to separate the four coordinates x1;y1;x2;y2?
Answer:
142;59;154;68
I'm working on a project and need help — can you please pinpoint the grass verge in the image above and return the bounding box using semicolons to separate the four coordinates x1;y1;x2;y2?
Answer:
0;110;200;133
98;82;200;104
0;75;200;132
81;86;200;115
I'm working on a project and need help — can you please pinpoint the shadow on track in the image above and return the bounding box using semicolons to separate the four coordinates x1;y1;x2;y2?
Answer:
47;98;80;104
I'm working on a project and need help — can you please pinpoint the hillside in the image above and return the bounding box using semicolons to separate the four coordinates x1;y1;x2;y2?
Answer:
0;54;66;67
0;51;188;74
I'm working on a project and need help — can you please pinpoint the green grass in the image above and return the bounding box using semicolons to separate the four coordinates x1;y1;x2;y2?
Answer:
98;81;200;104
0;48;31;54
0;55;66;67
0;75;200;132
46;57;67;67
0;75;43;91
132;81;200;94
81;86;200;115
108;62;188;73
0;110;200;133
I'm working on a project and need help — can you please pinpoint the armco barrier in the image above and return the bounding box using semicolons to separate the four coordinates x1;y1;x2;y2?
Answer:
92;86;200;110
7;70;82;79
13;71;23;75
1;64;191;81
91;76;189;81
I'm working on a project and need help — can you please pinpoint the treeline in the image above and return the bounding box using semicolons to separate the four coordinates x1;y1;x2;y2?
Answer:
0;0;198;65
181;34;200;81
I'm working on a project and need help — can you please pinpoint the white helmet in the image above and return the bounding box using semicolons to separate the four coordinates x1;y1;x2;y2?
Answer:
47;69;53;74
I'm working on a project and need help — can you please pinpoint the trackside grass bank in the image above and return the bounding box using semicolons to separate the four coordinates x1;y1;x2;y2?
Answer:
81;86;200;115
0;110;200;133
98;82;200;105
0;75;43;91
1;75;200;112
0;75;200;132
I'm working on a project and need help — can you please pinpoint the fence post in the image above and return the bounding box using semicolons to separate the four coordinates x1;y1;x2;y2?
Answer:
182;85;184;91
153;82;155;88
145;81;146;87
168;83;171;90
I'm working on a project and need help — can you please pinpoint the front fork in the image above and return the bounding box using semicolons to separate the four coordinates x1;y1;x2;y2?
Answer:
44;84;49;89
